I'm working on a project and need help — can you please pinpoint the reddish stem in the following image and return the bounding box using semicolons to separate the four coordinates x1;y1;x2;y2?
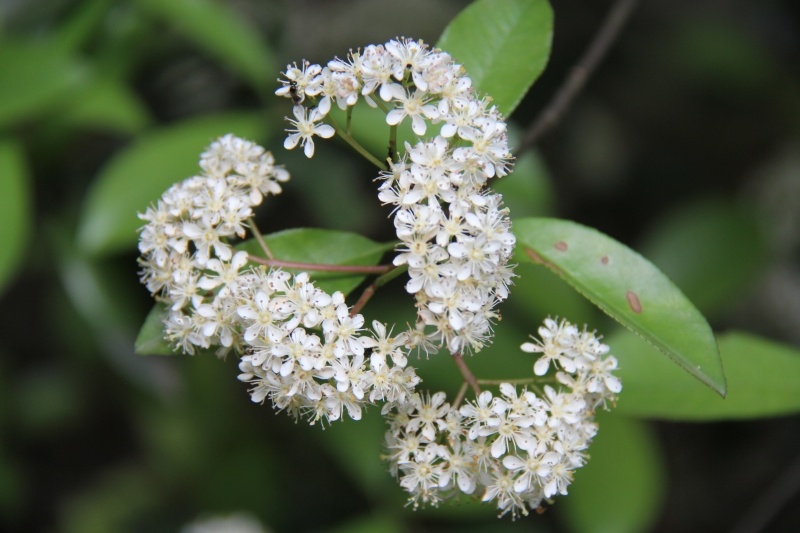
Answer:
452;353;481;396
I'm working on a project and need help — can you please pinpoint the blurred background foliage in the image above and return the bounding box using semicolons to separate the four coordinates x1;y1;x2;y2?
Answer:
0;0;799;531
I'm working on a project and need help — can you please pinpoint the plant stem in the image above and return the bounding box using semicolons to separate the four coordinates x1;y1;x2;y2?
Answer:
388;124;397;163
247;217;273;259
326;114;386;169
518;0;639;153
349;264;407;316
452;353;481;396
452;382;469;410
247;254;393;274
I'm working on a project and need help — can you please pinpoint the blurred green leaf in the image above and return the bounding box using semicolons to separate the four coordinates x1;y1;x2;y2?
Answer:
639;198;766;316
560;414;665;533
134;0;275;91
515;218;726;396
57;76;153;134
54;0;114;53
493;149;553;218
137;228;393;355
0;39;87;128
135;303;174;355
612;330;800;420
506;264;598;329
77;112;267;256
437;0;553;116
326;514;404;533
60;468;158;533
0;140;31;293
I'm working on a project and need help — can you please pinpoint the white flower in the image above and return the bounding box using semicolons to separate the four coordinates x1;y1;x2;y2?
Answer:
283;105;335;158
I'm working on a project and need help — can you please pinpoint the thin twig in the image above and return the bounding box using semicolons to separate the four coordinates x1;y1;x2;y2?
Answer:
452;353;481;396
247;217;273;259
350;283;376;317
452;382;470;410
518;0;639;155
349;264;406;316
247;254;393;274
326;114;386;169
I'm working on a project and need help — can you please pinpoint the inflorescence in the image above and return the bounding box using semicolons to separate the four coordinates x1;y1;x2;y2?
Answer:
276;37;515;356
137;37;621;519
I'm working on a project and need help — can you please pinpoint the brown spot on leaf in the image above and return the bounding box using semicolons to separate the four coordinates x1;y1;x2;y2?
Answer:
554;241;568;251
626;291;642;313
601;255;609;265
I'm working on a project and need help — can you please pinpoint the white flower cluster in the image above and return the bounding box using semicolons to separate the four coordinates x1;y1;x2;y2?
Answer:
138;135;419;425
277;37;516;355
384;318;621;518
138;134;289;304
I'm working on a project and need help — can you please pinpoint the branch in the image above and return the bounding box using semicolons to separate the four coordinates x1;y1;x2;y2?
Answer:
349;264;407;316
452;353;481;396
518;0;639;154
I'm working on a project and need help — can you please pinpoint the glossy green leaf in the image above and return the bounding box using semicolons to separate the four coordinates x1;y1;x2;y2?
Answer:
0;140;31;293
437;0;553;116
137;228;393;355
77;113;267;256
611;329;800;420
639;198;766;316
57;77;152;134
560;414;665;533
134;0;275;91
515;217;726;396
0;40;86;128
239;227;394;296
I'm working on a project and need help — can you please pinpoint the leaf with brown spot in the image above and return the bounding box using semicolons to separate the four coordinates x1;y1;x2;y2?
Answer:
514;217;726;397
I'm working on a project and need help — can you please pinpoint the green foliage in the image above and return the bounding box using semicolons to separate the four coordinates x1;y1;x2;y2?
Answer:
134;0;276;92
638;198;766;316
56;77;152;134
0;140;31;293
560;414;665;533
612;330;800;420
437;0;553;116
77;113;268;256
0;40;86;128
515;217;726;396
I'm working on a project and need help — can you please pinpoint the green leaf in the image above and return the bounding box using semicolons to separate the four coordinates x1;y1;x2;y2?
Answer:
611;329;800;420
437;0;553;116
239;227;394;296
0;140;31;293
135;302;176;355
56;77;152;134
134;0;275;91
0;39;87;128
53;0;114;54
559;414;665;533
137;228;393;355
515;217;726;396
77;112;267;256
639;198;766;316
